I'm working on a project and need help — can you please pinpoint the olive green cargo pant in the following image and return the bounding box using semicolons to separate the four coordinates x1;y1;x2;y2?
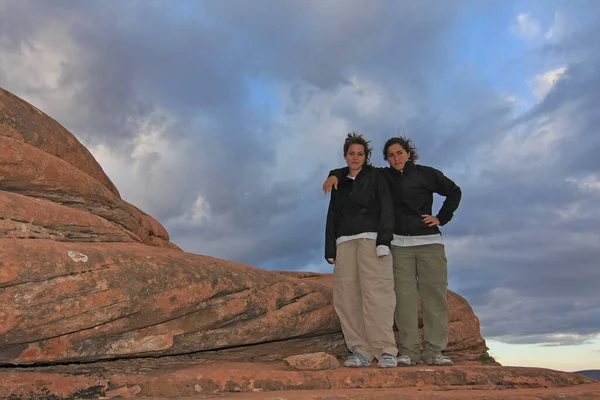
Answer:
392;243;448;362
333;239;398;361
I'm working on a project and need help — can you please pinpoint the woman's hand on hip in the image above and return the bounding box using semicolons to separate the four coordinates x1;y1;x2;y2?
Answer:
422;214;440;227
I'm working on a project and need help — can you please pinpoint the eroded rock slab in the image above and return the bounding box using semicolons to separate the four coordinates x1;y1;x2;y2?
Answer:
277;272;490;363
0;85;493;400
283;352;340;371
0;87;120;197
0;240;339;365
0;359;597;399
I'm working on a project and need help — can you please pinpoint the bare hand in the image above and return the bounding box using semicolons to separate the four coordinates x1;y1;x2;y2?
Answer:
323;176;339;194
422;214;440;227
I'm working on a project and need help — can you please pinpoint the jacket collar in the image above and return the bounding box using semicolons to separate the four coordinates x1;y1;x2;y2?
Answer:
342;164;372;180
388;160;416;176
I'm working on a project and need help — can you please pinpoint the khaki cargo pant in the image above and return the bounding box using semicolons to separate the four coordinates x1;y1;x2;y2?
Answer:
392;243;448;362
333;238;398;361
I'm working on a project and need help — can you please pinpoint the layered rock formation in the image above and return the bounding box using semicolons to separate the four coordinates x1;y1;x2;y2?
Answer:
6;88;596;399
0;86;489;367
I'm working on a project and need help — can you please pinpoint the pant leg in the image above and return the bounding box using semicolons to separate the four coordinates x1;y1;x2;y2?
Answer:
416;243;449;360
356;239;398;360
333;240;374;361
391;245;421;361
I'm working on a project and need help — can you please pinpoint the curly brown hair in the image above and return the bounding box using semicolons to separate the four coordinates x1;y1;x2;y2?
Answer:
343;132;372;166
383;136;419;161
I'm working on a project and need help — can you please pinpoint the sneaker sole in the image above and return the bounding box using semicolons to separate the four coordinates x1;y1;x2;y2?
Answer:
344;361;371;368
397;361;416;366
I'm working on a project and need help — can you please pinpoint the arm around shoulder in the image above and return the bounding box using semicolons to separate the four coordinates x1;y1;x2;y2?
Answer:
375;169;394;248
324;190;338;261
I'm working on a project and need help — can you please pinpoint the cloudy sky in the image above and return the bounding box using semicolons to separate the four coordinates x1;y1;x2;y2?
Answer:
1;0;598;371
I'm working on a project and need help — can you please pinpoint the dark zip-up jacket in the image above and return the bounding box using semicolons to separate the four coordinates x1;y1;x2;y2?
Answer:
325;165;394;261
330;161;461;237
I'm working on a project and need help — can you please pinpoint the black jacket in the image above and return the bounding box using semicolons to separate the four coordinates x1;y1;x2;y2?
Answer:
325;165;394;261
330;161;461;237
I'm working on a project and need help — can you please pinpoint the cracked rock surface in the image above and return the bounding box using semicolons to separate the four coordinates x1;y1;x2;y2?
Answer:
6;87;587;399
0;86;489;367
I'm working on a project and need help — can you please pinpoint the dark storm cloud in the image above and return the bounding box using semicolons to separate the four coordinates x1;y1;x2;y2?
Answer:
1;0;599;347
0;0;467;270
445;38;600;343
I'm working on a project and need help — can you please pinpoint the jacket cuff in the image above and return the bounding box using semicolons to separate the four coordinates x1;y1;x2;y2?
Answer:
436;213;452;226
376;245;390;257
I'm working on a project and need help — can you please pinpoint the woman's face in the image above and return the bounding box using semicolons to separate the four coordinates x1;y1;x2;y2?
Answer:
386;143;411;171
345;144;366;171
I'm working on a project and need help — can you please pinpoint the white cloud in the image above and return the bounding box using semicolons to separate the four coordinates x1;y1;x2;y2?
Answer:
511;13;542;39
191;195;211;222
566;174;600;193
87;108;196;221
166;194;212;230
531;67;567;99
487;115;565;170
501;95;518;105
0;20;87;124
546;11;567;40
269;75;417;184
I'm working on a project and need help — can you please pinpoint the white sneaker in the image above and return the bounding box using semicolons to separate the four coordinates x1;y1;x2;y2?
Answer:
344;352;371;367
396;355;416;366
377;353;397;368
426;355;453;366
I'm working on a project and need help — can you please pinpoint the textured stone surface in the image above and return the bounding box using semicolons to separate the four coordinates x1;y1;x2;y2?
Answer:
0;87;119;196
193;383;600;399
0;190;134;242
0;87;176;249
283;352;340;371
0;240;339;365
0;359;598;399
0;134;175;248
277;272;491;363
0;247;488;366
0;86;535;399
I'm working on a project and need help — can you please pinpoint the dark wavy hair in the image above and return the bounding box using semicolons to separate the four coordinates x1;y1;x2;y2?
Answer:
383;136;419;161
343;132;372;166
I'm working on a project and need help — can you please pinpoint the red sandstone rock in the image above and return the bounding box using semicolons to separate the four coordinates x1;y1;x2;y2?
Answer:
0;239;339;364
0;86;515;400
283;352;340;371
0;87;119;197
0;87;175;249
0;87;492;369
0;135;173;247
0;190;134;242
0;84;593;400
277;272;491;363
103;385;142;399
0;358;598;399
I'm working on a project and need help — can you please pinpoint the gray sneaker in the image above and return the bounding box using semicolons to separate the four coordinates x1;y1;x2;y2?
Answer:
425;355;453;366
377;353;397;368
344;352;371;368
396;354;417;366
